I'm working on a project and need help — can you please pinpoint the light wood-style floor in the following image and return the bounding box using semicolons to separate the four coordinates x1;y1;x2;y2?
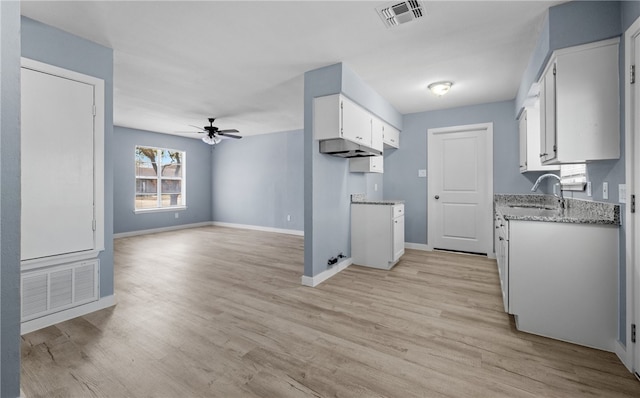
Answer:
21;226;640;397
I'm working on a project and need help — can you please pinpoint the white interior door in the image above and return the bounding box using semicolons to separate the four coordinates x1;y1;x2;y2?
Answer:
21;67;95;260
428;124;493;255
630;20;640;378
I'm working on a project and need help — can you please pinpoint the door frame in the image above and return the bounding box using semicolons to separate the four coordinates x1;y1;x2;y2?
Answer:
623;16;640;374
427;122;494;256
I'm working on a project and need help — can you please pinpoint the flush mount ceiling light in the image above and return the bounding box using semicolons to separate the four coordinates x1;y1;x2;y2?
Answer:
428;81;453;96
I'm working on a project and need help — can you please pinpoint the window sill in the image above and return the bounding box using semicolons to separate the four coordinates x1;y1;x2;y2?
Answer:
134;206;187;214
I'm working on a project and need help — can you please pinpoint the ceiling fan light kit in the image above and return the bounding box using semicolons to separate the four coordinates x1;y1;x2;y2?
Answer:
202;135;222;145
192;117;242;145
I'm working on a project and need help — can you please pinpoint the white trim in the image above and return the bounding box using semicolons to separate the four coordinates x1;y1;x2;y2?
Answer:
114;222;212;239
301;257;352;287
21;57;105;254
21;294;116;335
134;206;187;214
21;249;102;271
212;221;304;236
404;242;432;251
427;122;494;255
623;15;640;373
114;221;305;239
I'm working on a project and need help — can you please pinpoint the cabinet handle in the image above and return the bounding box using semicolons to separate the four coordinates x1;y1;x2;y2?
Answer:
540;153;548;157
434;195;440;200
499;237;504;241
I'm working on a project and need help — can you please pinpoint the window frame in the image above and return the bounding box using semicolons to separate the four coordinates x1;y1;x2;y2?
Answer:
134;145;186;213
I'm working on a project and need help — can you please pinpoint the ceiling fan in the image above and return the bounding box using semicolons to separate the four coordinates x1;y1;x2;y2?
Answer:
192;118;242;145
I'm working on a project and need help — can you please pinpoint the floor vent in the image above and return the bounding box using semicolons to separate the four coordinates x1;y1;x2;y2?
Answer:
21;259;99;322
376;0;426;28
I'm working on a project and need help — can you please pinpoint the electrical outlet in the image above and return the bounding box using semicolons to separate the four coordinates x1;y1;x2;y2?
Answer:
619;184;627;204
587;182;592;197
175;212;179;219
374;183;378;192
287;214;291;222
418;169;427;178
603;182;609;200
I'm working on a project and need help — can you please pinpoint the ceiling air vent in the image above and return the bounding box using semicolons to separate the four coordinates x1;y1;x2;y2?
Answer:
376;0;425;28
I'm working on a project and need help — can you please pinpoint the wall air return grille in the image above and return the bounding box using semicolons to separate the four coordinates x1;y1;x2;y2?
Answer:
21;259;99;322
376;0;425;28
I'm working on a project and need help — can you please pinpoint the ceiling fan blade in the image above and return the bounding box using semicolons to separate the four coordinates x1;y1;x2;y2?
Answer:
219;133;242;139
189;124;206;132
217;129;239;134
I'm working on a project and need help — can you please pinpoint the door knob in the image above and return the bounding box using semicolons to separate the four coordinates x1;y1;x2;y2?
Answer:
434;195;440;199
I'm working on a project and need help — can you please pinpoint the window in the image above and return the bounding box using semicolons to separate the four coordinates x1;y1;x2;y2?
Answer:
560;163;587;191
135;146;185;211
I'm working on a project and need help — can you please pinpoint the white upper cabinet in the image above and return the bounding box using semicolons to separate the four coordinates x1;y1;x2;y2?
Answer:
314;94;373;147
313;94;389;152
539;38;620;164
519;102;559;173
382;121;400;149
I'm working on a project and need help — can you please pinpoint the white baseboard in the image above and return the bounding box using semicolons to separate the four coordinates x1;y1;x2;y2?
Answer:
404;242;432;251
212;221;304;236
114;222;212;239
21;294;116;335
301;258;352;287
615;339;633;372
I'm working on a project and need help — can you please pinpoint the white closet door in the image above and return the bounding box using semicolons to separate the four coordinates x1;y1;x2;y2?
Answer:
21;68;95;260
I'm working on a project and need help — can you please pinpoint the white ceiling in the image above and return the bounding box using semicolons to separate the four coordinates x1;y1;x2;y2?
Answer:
20;1;564;138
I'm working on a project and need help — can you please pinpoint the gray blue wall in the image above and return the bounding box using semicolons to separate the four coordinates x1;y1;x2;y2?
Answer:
211;130;304;232
304;63;401;278
113;127;213;234
385;100;545;246
0;2;22;397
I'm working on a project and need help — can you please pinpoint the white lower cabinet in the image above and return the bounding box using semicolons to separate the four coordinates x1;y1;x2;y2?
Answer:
507;220;618;352
351;203;404;270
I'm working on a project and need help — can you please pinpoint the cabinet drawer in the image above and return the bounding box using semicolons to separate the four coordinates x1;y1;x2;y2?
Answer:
393;205;404;218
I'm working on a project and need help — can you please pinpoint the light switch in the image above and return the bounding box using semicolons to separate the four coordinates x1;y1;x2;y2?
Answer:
418;169;427;178
619;184;626;204
586;182;592;197
603;182;609;200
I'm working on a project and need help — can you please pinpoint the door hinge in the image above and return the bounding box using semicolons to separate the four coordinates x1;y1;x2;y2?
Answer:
632;194;636;213
632;65;636;84
632;323;636;343
553;144;557;153
92;219;97;231
92;104;97;116
553;64;556;76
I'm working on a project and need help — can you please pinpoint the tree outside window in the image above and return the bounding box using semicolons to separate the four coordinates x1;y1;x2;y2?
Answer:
135;146;185;210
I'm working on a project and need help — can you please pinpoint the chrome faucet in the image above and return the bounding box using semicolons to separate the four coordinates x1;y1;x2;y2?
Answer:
531;173;565;209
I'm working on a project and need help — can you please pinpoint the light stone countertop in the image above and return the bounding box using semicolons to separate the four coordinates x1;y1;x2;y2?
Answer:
495;194;619;225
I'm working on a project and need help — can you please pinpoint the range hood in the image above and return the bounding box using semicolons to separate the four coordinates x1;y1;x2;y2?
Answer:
319;139;382;158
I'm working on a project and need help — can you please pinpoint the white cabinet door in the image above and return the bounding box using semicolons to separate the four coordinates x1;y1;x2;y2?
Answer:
341;96;372;146
393;215;405;261
540;38;619;164
519;105;559;173
540;63;557;164
371;117;384;152
21;67;95;260
518;112;527;172
383;123;400;149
